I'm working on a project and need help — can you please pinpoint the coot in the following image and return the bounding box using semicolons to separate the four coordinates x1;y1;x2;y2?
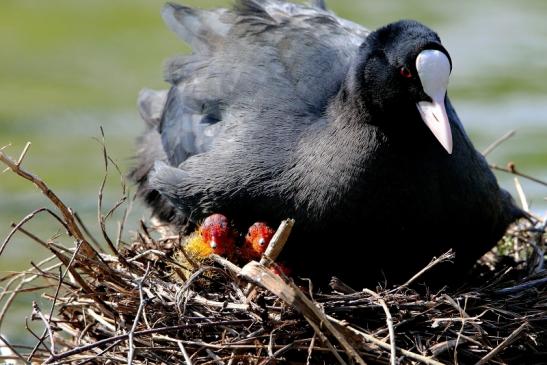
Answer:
131;0;523;285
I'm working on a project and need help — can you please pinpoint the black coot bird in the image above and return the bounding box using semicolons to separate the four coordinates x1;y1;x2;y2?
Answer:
131;0;523;285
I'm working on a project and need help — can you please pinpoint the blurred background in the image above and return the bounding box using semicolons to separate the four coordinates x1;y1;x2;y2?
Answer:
1;0;546;342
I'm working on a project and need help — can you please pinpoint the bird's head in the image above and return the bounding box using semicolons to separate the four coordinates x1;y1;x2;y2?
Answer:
354;20;453;154
243;222;276;260
198;213;236;256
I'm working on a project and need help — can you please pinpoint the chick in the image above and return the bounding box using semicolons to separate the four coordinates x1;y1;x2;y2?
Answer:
184;214;237;259
241;222;276;261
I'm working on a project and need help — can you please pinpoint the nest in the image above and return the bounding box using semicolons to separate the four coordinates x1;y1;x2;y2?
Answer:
1;142;546;365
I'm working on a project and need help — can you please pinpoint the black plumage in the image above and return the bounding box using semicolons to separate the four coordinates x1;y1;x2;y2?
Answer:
130;0;523;285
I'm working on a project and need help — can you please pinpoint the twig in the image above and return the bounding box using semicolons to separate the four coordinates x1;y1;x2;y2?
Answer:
116;201;132;249
127;249;167;262
395;250;455;290
192;295;250;311
127;263;151;365
442;294;488;337
1;208;68;256
210;255;244;276
96;128;133;269
306;335;316;365
258;334;316;365
490;163;547;187
514;177;529;212
482;129;516;156
201;355;263;365
0;145;113;284
0;146;97;255
240;261;367;365
259;339;304;365
25;317;53;356
306;319;348;365
0;334;31;365
267;327;275;357
45;320;253;363
475;322;529;365
74;340;124;365
11;225;52;252
0;258;60;329
74;212;102;252
215;256;357;363
0;285;53;295
28;263;74;363
451;296;468;365
16;141;32;164
260;219;294;265
363;289;395;365
177;341;194;365
429;338;469;357
32;302;56;355
86;309;116;333
156;336;315;352
327;316;445;365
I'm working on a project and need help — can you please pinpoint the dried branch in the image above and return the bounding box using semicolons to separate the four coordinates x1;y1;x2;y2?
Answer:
0;145;114;290
482;129;516;156
489;162;547;187
177;341;193;365
0;334;30;365
32;302;56;355
0;145;101;262
1;208;68;257
96;129;134;269
260;219;294;265
363;289;395;365
395;250;455;290
327;316;445;365
29;242;87;362
127;263;151;365
45;320;253;364
240;261;367;365
475;322;529;365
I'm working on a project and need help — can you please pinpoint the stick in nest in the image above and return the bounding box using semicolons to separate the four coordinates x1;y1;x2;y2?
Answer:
363;289;396;365
0;144;114;287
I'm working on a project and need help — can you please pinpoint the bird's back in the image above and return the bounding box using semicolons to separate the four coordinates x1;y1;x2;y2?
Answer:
131;0;369;223
161;0;368;162
131;1;524;286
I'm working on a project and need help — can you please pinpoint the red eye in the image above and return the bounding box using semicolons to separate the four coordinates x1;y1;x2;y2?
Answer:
399;67;412;78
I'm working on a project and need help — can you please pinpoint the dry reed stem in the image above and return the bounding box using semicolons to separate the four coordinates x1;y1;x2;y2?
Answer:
482;129;516;156
363;289;396;365
475;322;529;365
0;146;100;263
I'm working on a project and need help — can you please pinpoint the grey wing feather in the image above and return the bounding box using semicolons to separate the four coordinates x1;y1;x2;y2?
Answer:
160;87;223;166
133;0;370;223
159;0;369;164
162;3;234;54
137;88;168;127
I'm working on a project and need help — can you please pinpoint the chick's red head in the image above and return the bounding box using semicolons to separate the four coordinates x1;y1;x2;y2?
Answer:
243;222;276;260
199;214;236;256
